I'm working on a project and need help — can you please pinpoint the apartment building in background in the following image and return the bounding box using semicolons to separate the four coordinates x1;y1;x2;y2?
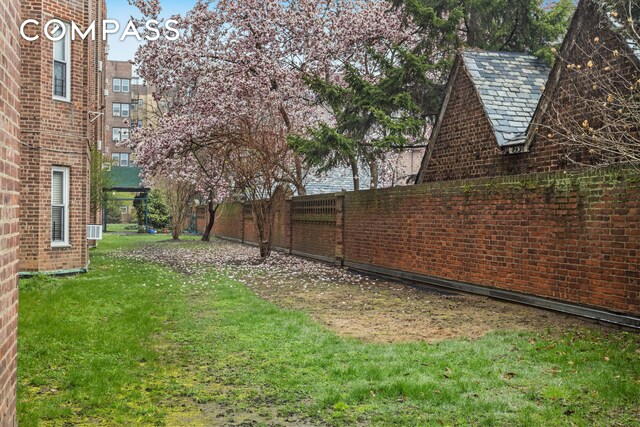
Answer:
105;60;156;168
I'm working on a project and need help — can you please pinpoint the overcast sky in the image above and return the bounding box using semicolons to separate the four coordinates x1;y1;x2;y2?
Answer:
106;0;199;61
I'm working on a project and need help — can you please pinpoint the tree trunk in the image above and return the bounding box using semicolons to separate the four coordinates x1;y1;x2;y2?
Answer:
202;200;217;241
369;159;378;189
350;156;360;191
172;227;180;240
294;155;306;195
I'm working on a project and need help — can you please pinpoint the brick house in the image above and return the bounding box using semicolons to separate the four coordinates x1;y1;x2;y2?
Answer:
416;0;640;184
19;0;107;274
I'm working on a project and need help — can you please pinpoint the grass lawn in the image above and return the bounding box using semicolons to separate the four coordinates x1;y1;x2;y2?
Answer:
104;223;141;233
18;234;640;426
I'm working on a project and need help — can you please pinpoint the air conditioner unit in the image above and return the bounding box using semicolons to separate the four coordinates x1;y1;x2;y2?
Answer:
104;89;109;97
97;140;102;150
87;224;103;240
98;60;103;72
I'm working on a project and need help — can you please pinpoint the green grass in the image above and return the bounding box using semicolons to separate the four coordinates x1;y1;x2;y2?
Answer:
104;223;143;233
18;235;640;426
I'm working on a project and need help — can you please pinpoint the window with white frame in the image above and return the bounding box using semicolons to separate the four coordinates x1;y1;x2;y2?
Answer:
112;127;130;142
51;166;70;245
111;152;130;167
112;103;130;117
113;78;121;92
52;22;71;101
121;79;130;93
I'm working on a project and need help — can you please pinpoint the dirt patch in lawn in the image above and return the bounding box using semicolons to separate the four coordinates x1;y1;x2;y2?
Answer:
118;239;605;343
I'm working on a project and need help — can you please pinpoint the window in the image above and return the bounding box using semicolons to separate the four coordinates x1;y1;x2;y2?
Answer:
111;153;130;167
121;79;130;93
113;78;121;92
112;103;130;117
138;99;143;108
112;128;130;142
131;101;137;111
51;167;70;246
137;120;143;128
52;22;71;101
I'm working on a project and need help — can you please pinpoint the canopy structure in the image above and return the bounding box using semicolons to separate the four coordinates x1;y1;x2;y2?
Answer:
104;166;150;232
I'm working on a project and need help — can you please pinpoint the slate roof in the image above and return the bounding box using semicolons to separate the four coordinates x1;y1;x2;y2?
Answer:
606;10;640;62
462;50;550;147
304;167;371;195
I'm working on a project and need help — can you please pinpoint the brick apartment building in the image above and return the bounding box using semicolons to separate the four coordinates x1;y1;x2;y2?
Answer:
0;0;106;422
0;1;21;423
105;59;155;168
19;0;107;274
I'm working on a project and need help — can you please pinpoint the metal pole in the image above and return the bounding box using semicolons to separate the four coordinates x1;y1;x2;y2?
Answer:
103;193;108;232
145;191;149;231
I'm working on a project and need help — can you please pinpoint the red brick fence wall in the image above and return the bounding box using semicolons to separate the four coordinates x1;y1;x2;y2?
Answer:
213;168;640;325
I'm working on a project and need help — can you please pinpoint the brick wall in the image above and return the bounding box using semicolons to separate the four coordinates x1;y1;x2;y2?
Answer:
213;168;640;317
0;0;20;423
214;203;244;241
20;0;105;273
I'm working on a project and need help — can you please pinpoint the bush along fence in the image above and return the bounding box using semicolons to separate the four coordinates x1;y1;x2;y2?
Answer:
211;167;640;328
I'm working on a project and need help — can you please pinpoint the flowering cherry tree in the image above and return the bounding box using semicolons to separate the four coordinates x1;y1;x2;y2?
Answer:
129;0;413;256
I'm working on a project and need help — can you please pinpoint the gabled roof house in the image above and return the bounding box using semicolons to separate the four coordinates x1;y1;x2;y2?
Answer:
416;0;640;184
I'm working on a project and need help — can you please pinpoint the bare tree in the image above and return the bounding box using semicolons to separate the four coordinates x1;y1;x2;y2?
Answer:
227;117;293;258
155;178;197;240
540;2;639;166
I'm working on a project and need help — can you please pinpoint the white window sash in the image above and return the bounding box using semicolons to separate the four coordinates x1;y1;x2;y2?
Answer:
51;166;70;246
113;78;121;92
52;22;71;102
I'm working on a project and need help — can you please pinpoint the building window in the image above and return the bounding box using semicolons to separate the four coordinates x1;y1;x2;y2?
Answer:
52;22;71;101
131;101;137;111
112;128;130;142
121;79;130;93
137;120;143;128
51;166;70;246
113;78;121;92
112;103;130;117
111;153;130;167
138;99;143;107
